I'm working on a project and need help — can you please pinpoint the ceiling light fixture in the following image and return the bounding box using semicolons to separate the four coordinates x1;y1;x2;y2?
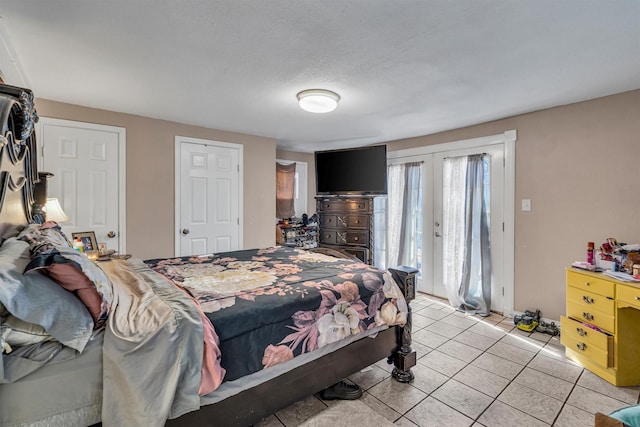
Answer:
297;89;340;113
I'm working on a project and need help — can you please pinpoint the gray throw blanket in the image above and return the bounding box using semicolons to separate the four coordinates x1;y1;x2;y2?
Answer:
101;259;205;426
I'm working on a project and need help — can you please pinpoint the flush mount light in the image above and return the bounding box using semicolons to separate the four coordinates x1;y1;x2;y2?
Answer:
297;89;340;113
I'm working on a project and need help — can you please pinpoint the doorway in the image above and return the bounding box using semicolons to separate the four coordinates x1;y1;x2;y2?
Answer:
174;136;243;256
37;118;126;253
385;130;515;315
275;159;308;217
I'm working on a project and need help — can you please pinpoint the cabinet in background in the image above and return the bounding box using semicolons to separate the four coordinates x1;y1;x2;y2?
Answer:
561;268;640;386
315;196;375;264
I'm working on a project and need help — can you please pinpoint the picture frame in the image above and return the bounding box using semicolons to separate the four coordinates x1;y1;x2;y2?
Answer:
71;231;98;252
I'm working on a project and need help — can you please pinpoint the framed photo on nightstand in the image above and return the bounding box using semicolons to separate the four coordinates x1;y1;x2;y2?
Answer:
71;231;98;252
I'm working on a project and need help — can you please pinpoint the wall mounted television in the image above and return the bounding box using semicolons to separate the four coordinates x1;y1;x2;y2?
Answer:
315;145;387;195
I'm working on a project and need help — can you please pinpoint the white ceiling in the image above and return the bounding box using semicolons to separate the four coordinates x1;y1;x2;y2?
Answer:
0;1;638;153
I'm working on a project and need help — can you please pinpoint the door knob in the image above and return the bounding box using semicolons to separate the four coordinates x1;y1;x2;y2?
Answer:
435;232;442;237
182;228;190;235
106;231;117;238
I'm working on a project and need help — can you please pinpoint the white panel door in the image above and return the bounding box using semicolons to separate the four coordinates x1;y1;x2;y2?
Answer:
38;118;125;253
177;138;241;256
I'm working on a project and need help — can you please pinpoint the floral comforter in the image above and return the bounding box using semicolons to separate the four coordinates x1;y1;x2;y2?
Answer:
145;246;407;381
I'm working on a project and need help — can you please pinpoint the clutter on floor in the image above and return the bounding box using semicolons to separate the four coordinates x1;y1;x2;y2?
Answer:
513;309;559;336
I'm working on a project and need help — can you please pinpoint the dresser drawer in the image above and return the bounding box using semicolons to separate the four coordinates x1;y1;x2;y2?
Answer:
319;231;337;244
567;300;615;333
567;270;615;298
561;317;613;368
616;284;640;309
561;316;613;354
317;199;370;212
346;231;368;246
320;215;337;228
342;247;368;264
348;215;368;229
566;286;615;316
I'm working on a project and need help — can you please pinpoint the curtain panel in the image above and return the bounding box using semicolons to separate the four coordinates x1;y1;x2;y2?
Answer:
385;162;422;270
276;163;296;219
442;154;491;316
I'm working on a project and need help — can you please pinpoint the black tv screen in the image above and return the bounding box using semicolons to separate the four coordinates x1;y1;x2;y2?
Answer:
315;145;387;195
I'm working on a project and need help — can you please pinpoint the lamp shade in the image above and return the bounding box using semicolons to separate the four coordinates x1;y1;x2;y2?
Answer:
297;89;340;113
45;198;70;223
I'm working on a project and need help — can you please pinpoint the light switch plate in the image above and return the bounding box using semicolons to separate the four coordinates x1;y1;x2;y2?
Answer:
521;199;532;212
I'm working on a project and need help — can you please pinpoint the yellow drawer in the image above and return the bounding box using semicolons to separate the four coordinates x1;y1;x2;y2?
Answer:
561;325;614;368
567;270;615;298
567;300;615;333
617;284;640;309
560;316;612;353
566;286;615;316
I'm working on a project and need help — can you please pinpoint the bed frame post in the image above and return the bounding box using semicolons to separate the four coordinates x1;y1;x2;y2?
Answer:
388;266;419;383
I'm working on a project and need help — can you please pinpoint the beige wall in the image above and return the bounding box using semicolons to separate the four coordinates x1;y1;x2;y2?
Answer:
276;149;316;216
35;89;640;320
386;89;640;320
35;99;276;260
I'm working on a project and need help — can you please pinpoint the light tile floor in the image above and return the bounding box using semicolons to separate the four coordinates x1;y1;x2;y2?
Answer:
257;293;640;427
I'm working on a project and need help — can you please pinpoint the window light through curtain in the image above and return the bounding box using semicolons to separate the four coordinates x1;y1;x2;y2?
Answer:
442;154;492;316
276;162;296;219
375;162;422;271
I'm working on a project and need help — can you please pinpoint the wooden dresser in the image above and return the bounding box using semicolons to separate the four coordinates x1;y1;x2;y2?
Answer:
315;196;375;264
561;268;640;386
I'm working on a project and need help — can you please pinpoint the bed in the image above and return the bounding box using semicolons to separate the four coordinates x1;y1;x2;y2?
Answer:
0;83;416;427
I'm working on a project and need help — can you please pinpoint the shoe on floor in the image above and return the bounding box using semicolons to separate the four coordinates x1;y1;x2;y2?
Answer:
320;381;363;400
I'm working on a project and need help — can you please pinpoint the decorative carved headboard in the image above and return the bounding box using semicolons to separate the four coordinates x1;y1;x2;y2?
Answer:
0;83;40;232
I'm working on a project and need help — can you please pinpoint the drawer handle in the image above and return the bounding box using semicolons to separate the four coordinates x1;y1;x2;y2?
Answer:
635;296;640;301
355;220;359;224
582;296;594;304
576;342;587;351
582;312;594;321
576;327;587;337
585;282;590;286
354;236;359;241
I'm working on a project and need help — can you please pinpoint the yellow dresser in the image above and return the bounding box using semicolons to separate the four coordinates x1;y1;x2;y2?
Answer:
561;268;640;386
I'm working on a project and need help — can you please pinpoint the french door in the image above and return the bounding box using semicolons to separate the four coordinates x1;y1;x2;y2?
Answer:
385;131;515;315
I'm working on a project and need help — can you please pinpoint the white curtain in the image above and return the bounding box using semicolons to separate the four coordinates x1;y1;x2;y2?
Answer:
442;154;491;315
384;162;421;270
442;156;468;309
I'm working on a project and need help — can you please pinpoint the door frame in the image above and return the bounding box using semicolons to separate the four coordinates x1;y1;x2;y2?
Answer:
36;117;127;253
387;130;516;316
174;136;244;257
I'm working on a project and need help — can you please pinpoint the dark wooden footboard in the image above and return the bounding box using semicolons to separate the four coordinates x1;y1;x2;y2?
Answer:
167;327;398;426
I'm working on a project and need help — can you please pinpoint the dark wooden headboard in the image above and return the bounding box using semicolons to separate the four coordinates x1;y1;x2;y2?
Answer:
0;83;40;232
